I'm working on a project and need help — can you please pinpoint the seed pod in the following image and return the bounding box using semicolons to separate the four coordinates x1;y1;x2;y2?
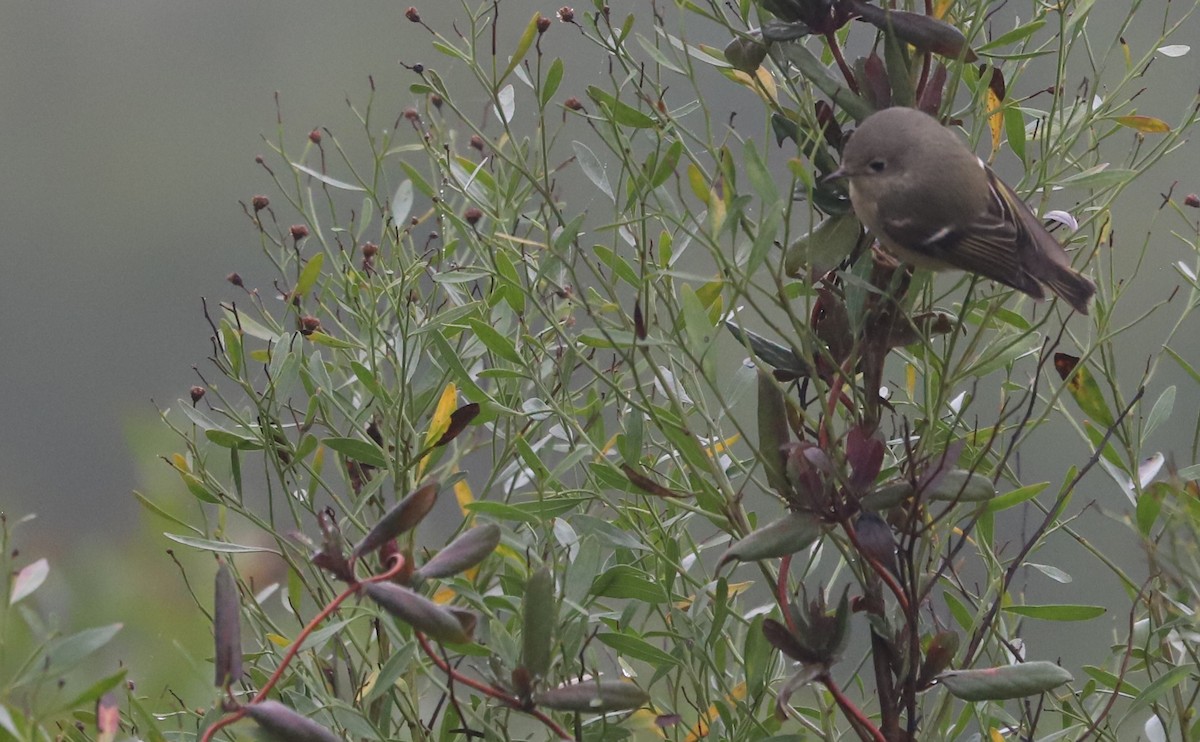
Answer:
917;630;960;689
757;369;791;497
534;680;649;713
413;523;501;581
363;581;475;644
351;481;440;559
725;32;769;74
925;470;995;502
213;561;242;688
244;701;341;742
521;566;556;679
718;511;824;569
939;661;1072;701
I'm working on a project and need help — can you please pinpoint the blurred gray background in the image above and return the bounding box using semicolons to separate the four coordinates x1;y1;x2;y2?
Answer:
1;0;1198;696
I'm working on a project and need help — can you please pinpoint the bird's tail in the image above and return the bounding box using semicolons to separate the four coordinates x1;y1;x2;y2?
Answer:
1043;261;1096;315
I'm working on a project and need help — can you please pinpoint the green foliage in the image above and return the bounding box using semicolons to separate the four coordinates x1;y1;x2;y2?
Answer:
8;0;1200;740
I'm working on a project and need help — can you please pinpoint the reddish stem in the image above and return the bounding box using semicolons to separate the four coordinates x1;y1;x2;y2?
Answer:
201;556;409;742
821;673;887;742
415;632;573;740
825;32;859;93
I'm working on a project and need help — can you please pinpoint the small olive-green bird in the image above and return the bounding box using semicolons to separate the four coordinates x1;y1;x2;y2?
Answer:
827;106;1096;314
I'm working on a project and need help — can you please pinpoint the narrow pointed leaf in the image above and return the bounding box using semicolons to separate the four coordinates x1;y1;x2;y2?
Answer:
940;661;1072;701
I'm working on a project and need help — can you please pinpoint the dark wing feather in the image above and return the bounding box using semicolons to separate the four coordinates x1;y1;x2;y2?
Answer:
873;170;1044;298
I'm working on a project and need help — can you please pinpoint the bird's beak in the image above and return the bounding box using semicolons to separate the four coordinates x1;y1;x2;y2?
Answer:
822;167;848;183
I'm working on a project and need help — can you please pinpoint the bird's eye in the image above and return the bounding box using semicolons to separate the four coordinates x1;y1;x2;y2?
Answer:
868;159;886;173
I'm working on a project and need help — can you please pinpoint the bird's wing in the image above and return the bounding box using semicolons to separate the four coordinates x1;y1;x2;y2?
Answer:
875;166;1045;297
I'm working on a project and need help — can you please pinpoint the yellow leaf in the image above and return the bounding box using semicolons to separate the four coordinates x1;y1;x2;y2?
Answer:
934;0;955;19
421;383;458;475
1115;114;1170;133
675;580;752;610
626;709;669;739
707;433;741;457
685;682;748;742
989;728;1005;742
454;477;475;515
986;90;1003;159
266;633;290;648
687;163;708;203
171;453;189;472
906;363;917;399
596;433;620;461
1120;38;1131;68
432;585;457;604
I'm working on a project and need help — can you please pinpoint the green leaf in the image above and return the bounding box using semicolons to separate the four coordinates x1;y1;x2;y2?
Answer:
593;245;640;287
205;429;262;450
1127;665;1192;717
307;331;359;349
501;12;541;85
295;252;325;297
985;481;1049;512
464;498;590;523
1059;358;1116;428
586;86;657;128
468;319;523;364
1002;604;1105;621
541;58;564;107
1054;166;1137;190
290;162;365;191
48;668;127;716
1004;105;1026;162
590;565;668;603
19;624;123;682
163;534;281;555
650;140;683;189
978;19;1047;51
323;437;388;468
1144;385;1175;438
572;140;614;201
133;490;202;533
596;632;680;668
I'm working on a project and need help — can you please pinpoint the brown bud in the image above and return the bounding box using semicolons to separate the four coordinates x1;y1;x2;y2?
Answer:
213;561;242;688
251;195;270;211
308;128;322;144
300;315;321;335
245;701;340;742
429;93;443;109
464;207;483;225
254;155;265;164
469;134;485;152
412;63;424;74
190;386;206;404
405;7;420;22
361;242;379;258
403;107;420;122
534;681;649;713
558;6;575;22
226;272;244;287
413;523;501;581
290;224;309;240
352;481;440;559
1185;193;1200;208
564;97;583;111
363;581;476;643
536;14;551;33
